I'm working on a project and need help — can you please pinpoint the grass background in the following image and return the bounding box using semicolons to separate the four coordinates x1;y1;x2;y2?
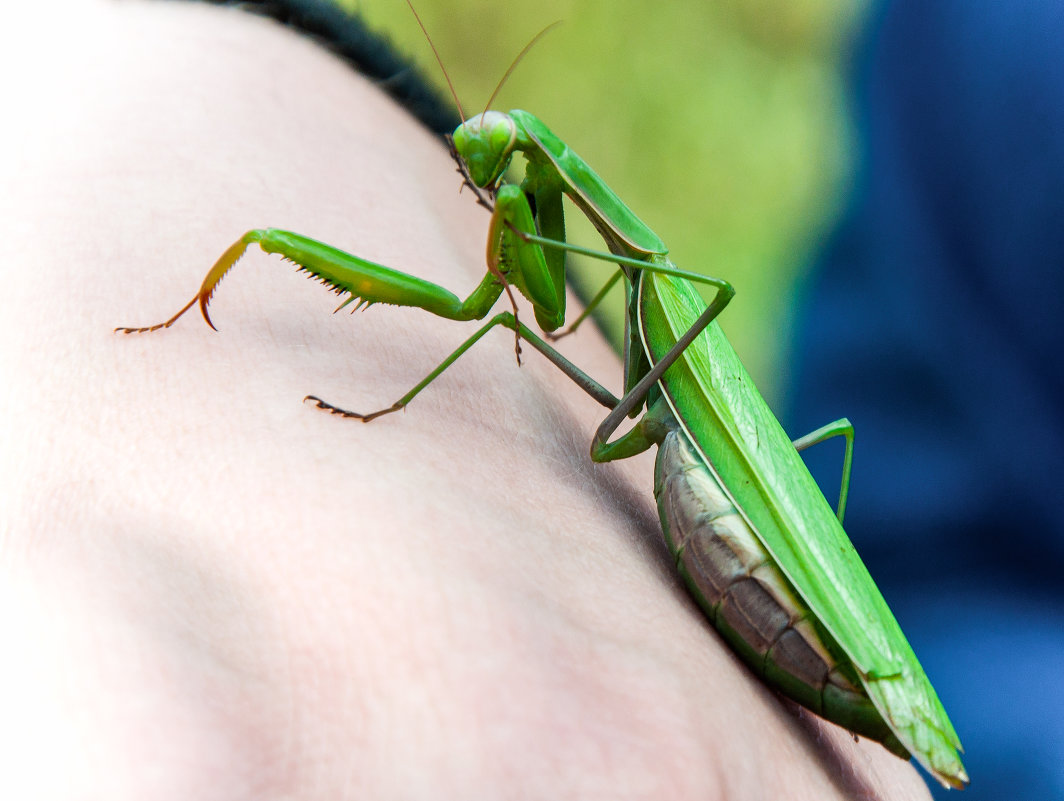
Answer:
336;0;864;406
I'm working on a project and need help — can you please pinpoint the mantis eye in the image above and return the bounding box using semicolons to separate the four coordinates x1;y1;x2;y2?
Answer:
489;118;515;154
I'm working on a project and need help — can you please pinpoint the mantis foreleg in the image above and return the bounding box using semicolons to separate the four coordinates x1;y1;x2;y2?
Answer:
117;183;568;344
116;229;512;334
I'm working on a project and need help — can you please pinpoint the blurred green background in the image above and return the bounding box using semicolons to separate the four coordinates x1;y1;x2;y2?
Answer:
338;0;864;406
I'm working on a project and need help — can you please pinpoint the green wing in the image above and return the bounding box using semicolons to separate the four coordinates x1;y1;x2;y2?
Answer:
638;270;966;787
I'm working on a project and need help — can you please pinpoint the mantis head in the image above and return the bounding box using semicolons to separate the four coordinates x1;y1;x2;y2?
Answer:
452;111;518;188
406;0;556;190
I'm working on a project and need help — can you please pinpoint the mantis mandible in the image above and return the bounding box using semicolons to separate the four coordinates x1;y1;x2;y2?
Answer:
118;7;967;790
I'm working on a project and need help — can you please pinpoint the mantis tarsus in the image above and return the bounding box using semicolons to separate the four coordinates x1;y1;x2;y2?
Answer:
118;8;968;791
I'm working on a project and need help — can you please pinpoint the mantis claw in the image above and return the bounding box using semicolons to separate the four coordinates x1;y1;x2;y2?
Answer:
115;232;260;334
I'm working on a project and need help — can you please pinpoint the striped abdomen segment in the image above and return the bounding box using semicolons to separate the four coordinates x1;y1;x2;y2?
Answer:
653;429;903;751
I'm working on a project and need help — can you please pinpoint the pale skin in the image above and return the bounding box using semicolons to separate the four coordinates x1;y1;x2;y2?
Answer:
0;1;933;799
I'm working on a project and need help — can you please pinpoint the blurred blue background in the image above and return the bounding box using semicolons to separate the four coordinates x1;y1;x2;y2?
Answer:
788;1;1064;798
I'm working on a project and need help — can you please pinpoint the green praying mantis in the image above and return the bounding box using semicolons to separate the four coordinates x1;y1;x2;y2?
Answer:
118;6;967;791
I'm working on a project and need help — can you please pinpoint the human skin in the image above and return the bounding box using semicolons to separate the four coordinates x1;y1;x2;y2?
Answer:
0;1;933;799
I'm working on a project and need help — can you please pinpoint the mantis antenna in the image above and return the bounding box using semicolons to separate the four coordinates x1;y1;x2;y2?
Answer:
481;21;562;117
405;1;561;123
405;0;466;122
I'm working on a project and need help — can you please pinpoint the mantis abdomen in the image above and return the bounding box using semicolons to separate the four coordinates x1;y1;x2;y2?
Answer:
654;428;908;757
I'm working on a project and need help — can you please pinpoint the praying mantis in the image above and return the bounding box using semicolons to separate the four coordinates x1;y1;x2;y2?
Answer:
118;6;967;791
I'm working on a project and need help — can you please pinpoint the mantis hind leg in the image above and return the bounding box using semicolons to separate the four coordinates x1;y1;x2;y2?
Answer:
589;275;736;463
793;418;854;523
